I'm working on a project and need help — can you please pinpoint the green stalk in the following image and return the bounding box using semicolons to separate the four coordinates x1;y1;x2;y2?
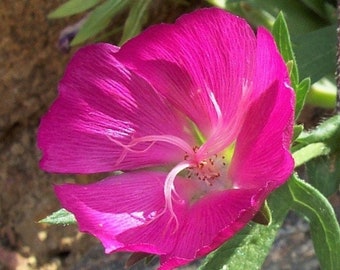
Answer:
306;79;337;109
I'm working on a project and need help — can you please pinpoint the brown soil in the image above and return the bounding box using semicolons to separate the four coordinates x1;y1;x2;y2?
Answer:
0;1;91;269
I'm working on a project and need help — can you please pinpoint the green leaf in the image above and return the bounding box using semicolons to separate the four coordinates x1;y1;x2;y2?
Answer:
225;2;275;29
272;12;299;89
299;0;335;21
126;253;155;268
293;124;304;141
39;208;77;225
295;77;310;119
306;154;340;197
293;142;330;167
270;13;312;119
199;183;291;270
254;0;329;34
71;0;129;46
48;0;101;19
199;172;340;269
296;115;340;152
288;175;340;270
199;224;274;270
293;24;337;83
252;200;272;225
119;0;152;45
220;0;334;34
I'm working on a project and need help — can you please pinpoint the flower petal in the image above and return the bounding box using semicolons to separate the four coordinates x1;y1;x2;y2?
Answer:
228;28;295;189
38;44;192;173
55;170;269;269
117;8;256;146
54;171;191;254
159;187;269;269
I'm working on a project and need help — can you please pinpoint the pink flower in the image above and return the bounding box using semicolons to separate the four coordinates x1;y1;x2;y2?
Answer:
38;8;294;270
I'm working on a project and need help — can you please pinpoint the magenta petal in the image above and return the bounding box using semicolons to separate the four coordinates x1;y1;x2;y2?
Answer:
41;8;296;270
229;28;295;189
54;171;189;254
38;43;192;173
117;8;256;141
55;170;270;269
159;187;269;270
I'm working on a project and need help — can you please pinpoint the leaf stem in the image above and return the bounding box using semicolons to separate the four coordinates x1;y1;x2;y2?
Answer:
306;80;336;109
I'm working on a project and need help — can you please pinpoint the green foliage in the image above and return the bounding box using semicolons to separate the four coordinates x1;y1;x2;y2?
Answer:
120;0;152;45
300;0;336;20
293;124;304;141
199;225;279;270
211;0;336;109
71;0;129;46
39;208;77;225
46;3;340;270
201;10;340;270
199;184;291;270
252;200;272;225
306;78;337;109
296;115;340;152
293;142;330;167
288;175;340;270
295;115;340;197
256;0;334;33
271;12;311;119
291;114;340;269
201;174;340;270
48;0;101;18
294;115;340;197
306;155;340;197
293;24;337;83
295;78;311;118
49;0;153;46
272;12;299;88
214;0;335;34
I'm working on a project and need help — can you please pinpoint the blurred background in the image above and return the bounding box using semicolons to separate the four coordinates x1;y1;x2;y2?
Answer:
0;0;338;269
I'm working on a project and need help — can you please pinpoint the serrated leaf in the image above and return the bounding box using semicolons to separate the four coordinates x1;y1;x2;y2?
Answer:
295;77;310;119
119;0;152;45
199;183;291;270
293;24;337;83
288;175;340;270
39;208;77;225
48;0;101;19
71;0;129;46
272;12;299;89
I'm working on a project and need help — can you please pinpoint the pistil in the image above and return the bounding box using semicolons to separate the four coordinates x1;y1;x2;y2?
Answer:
186;152;227;186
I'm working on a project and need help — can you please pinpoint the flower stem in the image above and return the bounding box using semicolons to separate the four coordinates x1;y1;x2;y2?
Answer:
306;80;336;109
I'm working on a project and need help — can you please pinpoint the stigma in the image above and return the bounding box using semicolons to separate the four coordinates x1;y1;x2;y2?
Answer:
185;146;227;186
